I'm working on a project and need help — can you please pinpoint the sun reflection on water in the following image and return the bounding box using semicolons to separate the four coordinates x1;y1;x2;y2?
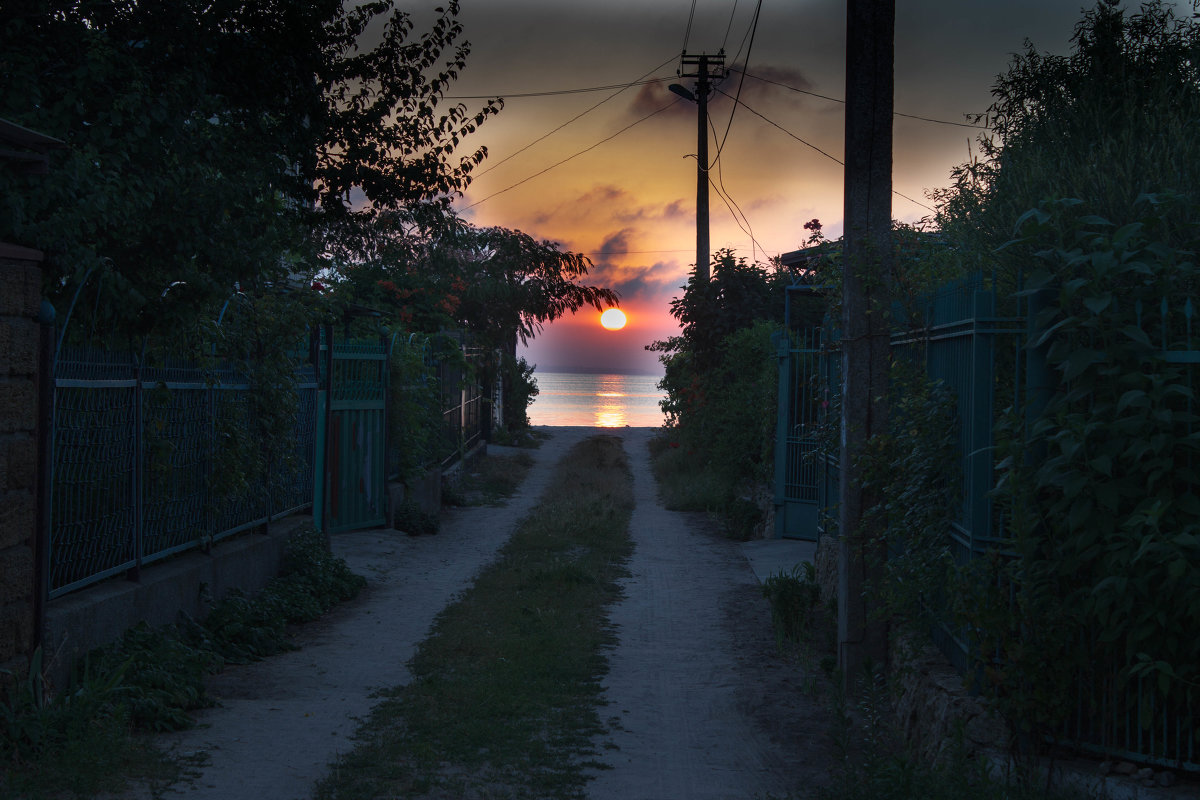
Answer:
594;402;626;427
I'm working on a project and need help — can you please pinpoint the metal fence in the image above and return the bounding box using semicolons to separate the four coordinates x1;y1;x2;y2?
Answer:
779;272;1200;770
49;346;316;599
437;347;484;467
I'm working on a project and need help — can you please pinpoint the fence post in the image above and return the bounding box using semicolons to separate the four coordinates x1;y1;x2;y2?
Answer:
130;350;144;582
773;331;792;538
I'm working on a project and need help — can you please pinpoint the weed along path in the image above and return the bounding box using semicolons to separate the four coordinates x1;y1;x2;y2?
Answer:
588;427;834;800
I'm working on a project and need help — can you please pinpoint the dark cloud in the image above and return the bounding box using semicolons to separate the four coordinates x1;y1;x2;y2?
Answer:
627;63;817;122
612;261;684;303
629;82;695;121
595;228;635;267
529;185;691;231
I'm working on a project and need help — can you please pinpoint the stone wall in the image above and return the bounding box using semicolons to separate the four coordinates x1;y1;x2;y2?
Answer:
890;632;1007;764
0;243;45;675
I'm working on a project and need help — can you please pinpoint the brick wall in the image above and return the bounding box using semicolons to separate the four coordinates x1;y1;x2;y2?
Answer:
0;242;44;673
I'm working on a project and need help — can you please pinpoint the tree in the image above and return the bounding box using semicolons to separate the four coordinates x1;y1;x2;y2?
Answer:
0;1;500;335
934;0;1200;264
665;248;787;370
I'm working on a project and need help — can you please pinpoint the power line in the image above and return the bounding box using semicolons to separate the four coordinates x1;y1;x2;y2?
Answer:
715;88;841;164
712;0;761;165
713;88;936;213
462;97;685;211
710;174;772;261
474;55;678;179
708;114;764;262
682;0;698;53
730;68;988;129
445;76;672;100
720;0;740;53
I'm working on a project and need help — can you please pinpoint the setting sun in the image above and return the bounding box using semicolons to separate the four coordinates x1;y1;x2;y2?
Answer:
600;308;627;331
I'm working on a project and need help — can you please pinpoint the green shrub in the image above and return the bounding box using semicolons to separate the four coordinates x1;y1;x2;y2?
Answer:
393;502;440;535
761;562;821;644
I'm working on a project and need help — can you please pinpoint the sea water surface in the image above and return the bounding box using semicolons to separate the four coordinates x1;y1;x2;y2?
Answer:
527;371;665;428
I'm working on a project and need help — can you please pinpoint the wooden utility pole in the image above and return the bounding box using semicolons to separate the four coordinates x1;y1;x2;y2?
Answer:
675;52;724;282
839;0;894;693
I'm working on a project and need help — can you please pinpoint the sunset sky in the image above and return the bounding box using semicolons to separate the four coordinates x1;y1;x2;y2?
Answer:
429;1;1169;374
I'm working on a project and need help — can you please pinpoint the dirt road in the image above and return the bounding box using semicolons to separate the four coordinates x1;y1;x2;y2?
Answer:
587;427;833;800
130;427;831;799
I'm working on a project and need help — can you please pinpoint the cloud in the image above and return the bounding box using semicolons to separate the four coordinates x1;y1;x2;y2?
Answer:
727;63;816;105
626;63;818;122
611;260;685;302
629;82;694;121
529;185;691;231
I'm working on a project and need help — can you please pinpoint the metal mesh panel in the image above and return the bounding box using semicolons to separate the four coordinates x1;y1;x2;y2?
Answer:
140;381;210;562
50;383;138;596
274;383;317;519
49;342;318;597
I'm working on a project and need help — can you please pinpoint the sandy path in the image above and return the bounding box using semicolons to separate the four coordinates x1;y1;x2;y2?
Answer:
588;428;833;800
129;427;594;800
124;426;831;799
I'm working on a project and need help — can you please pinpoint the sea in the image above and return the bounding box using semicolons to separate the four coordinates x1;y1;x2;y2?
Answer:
527;371;666;428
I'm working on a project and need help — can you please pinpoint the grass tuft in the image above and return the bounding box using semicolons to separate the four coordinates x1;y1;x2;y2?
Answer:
316;434;633;800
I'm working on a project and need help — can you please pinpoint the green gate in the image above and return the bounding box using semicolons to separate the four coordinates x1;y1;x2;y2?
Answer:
315;330;388;533
773;327;833;539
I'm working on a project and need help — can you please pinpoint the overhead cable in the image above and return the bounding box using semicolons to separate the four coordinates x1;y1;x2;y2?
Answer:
720;0;740;53
462;97;685;211
708;115;763;262
712;0;762;165
714;89;936;213
731;68;988;129
474;54;678;179
682;0;698;54
445;76;672;100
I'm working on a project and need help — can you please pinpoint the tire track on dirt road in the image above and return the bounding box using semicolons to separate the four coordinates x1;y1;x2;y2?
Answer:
120;428;593;800
589;427;833;800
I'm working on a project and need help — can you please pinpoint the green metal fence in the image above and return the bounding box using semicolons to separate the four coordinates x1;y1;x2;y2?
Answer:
778;271;1200;771
49;346;317;599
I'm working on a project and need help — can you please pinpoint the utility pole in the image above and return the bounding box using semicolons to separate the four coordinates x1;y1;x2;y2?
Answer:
839;0;894;695
670;51;724;283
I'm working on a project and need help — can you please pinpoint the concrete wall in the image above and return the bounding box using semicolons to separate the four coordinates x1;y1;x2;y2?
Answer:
0;243;45;675
43;516;307;689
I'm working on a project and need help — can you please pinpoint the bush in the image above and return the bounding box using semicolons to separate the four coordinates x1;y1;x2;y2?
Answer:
761;562;821;644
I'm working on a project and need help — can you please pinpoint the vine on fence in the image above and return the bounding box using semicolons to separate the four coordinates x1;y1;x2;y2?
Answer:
980;194;1200;725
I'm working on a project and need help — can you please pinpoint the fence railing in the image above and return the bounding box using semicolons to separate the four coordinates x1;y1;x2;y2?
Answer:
47;320;496;602
49;346;316;599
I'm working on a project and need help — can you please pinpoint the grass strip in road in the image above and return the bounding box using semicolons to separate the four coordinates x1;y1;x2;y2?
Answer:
317;434;634;800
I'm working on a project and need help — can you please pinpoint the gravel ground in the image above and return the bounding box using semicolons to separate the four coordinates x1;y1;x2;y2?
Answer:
121;426;833;800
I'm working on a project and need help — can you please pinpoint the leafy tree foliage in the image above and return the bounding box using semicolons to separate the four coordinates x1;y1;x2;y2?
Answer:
651;251;788;527
914;1;1200;744
934;0;1200;264
0;0;500;335
329;217;618;431
666;248;788;370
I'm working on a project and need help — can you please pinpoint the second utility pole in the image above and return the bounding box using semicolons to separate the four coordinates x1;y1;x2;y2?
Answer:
674;52;723;282
694;54;711;283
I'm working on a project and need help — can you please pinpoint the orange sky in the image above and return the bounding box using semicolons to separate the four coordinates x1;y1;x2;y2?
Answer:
431;0;1176;374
